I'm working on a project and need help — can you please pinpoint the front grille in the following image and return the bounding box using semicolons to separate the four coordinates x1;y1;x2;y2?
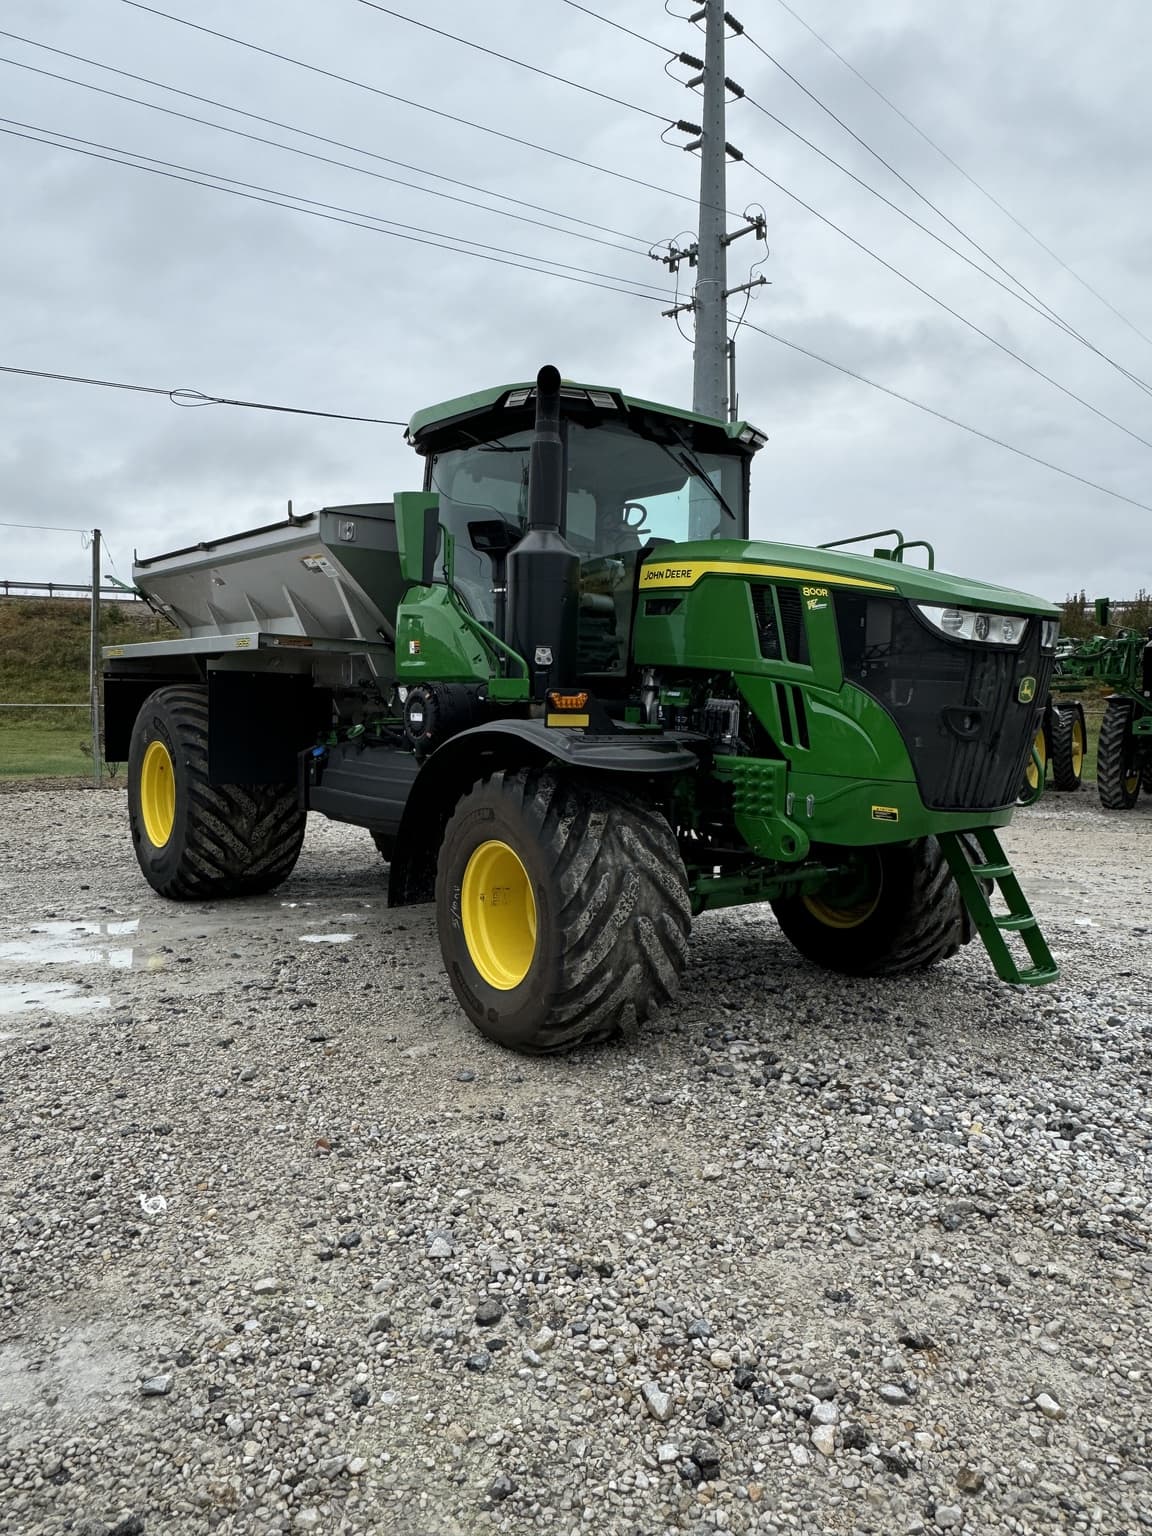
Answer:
836;595;1054;811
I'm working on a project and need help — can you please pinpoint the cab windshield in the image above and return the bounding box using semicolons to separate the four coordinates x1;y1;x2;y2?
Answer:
428;417;747;673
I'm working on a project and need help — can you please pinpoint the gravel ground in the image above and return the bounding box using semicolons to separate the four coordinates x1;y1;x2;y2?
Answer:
1;786;1149;1536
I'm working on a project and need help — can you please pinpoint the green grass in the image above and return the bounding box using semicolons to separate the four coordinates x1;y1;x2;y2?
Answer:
0;598;170;778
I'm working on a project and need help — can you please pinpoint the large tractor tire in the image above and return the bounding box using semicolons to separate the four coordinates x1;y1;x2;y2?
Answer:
128;685;306;899
435;769;691;1054
370;830;395;863
770;837;973;978
1097;697;1142;810
1049;703;1087;792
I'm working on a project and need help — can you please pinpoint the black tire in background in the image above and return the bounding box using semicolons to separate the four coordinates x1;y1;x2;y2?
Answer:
1049;703;1087;792
770;836;974;977
128;684;306;899
1097;696;1142;810
370;830;395;863
435;769;691;1054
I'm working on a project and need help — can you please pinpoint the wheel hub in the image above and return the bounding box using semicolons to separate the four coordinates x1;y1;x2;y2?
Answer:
461;839;537;990
140;739;176;848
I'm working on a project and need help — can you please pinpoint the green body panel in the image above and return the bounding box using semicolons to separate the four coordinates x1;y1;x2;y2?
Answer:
633;538;1060;628
407;379;764;445
395;586;493;683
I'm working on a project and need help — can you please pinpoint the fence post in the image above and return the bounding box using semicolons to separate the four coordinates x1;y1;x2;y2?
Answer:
89;528;102;786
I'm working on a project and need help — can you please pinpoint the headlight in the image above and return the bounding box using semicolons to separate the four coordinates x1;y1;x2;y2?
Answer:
914;604;1029;645
1040;619;1060;651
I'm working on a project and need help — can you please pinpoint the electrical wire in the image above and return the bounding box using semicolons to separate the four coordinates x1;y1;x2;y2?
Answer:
0;33;655;256
0;125;674;304
353;1;672;122
770;0;1152;352
740;92;1152;399
116;1;731;220
0;519;92;534
559;0;677;55
730;315;1152;515
0;362;408;423
555;0;1152;397
741;158;1152;455
1;116;675;297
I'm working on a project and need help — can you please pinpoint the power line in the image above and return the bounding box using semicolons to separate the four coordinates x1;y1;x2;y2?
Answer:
740;91;1152;400
0;26;655;256
739;28;1152;400
553;0;1152;398
768;0;1152;353
0;362;408;424
559;0;677;54
732;315;1152;515
354;0;671;122
117;1;721;219
1;125;673;304
741;157;1152;455
0;519;91;534
0;115;675;297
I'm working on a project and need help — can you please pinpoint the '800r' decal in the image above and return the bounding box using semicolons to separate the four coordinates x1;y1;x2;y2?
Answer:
639;560;895;592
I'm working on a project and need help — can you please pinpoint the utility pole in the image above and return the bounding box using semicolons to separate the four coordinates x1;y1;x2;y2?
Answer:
660;7;768;423
89;527;102;787
692;0;728;420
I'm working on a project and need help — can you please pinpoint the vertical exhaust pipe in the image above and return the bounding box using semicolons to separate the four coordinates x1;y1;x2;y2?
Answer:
506;365;581;702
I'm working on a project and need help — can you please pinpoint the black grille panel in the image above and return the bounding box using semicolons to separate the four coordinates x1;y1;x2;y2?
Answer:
837;596;1054;811
751;582;810;664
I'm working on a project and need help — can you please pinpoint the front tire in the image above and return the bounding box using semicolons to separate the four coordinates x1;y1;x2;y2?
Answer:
770;838;973;977
1097;697;1142;809
435;769;691;1054
128;685;306;899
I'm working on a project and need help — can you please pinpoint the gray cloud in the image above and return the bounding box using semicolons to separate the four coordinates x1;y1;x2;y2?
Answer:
1;0;1150;603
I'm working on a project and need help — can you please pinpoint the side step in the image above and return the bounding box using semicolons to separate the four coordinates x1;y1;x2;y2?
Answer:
937;829;1059;986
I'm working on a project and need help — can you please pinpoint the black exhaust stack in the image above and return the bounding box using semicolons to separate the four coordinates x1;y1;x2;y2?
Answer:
506;365;581;702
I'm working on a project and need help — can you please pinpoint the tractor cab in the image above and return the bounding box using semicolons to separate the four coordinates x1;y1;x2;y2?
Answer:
407;380;764;682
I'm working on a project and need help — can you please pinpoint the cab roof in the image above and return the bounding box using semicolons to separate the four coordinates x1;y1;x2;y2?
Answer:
406;378;767;450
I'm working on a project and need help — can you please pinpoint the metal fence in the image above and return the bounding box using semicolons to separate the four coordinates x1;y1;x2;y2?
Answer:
0;527;104;784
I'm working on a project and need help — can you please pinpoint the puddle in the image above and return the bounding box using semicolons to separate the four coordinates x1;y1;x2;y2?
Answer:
0;919;139;970
299;933;355;945
0;982;110;1017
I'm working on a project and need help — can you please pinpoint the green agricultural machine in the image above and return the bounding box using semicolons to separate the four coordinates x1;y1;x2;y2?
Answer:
1048;602;1152;809
104;366;1061;1053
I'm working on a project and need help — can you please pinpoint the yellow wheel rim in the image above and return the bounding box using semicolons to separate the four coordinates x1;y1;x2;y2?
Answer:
140;739;176;848
1025;727;1047;791
1071;718;1085;776
802;855;882;930
461;839;537;990
1125;770;1140;796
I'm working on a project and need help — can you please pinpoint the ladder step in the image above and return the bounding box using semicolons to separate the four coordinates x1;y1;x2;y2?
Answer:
1015;964;1060;985
971;861;1012;879
995;914;1038;932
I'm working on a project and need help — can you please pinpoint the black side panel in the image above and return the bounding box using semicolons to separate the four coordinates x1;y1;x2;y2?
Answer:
104;668;199;762
306;742;421;831
208;672;330;785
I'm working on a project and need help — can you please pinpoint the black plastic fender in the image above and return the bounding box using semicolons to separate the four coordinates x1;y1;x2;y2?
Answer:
387;719;703;907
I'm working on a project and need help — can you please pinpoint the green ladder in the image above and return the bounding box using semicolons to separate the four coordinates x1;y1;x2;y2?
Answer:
937;828;1059;986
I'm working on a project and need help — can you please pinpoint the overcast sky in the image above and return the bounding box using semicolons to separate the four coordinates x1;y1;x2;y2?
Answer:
2;0;1150;601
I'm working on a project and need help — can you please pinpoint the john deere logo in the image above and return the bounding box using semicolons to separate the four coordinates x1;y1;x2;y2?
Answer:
1018;676;1037;703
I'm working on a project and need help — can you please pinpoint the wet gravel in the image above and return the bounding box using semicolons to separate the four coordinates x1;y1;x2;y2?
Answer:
1;785;1150;1536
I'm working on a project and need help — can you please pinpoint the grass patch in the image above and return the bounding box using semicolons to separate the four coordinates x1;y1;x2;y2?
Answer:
0;598;170;778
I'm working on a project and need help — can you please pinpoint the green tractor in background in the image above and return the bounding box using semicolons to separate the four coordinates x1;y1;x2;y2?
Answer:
1047;600;1152;809
105;366;1061;1055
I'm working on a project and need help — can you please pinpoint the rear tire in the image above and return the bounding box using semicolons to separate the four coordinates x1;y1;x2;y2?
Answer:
1097;697;1142;810
435;769;691;1054
128;685;306;899
1049;703;1086;791
770;837;973;977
